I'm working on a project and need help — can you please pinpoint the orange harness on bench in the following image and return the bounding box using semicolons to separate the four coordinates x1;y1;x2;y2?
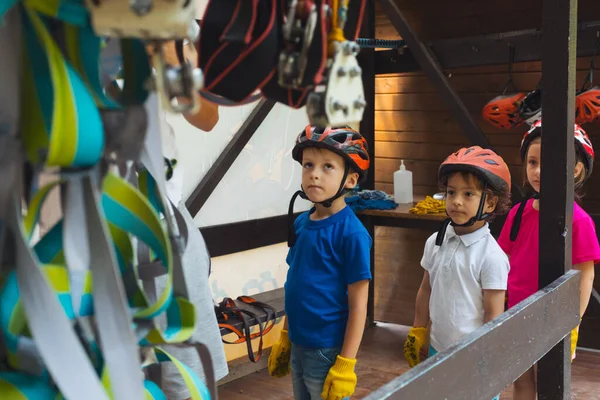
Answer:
215;296;278;363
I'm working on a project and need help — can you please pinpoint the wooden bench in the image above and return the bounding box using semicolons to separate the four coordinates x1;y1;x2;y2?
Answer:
217;288;285;384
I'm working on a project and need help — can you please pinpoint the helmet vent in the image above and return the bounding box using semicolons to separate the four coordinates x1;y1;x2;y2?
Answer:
332;134;347;144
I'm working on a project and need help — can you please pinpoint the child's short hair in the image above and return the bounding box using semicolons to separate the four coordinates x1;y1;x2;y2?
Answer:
439;171;511;219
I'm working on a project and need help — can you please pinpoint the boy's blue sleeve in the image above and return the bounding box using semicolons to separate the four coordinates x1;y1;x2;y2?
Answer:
344;231;373;284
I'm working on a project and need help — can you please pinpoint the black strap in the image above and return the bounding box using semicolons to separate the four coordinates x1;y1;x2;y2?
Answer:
287;190;308;247
287;165;350;247
174;40;185;65
509;193;538;241
215;297;278;363
435;218;452;246
435;186;489;246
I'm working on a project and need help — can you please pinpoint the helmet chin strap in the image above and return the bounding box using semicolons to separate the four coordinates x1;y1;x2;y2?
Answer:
287;166;350;247
435;183;490;246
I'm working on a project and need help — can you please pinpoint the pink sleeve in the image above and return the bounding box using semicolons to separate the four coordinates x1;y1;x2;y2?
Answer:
572;213;600;265
497;207;517;256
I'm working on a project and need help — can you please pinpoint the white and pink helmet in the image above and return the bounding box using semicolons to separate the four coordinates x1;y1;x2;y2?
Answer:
520;119;595;179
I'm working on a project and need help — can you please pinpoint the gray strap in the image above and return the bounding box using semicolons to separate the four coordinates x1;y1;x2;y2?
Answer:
140;94;217;395
192;341;218;400
10;188;110;399
82;171;146;399
63;173;90;314
2;7;106;394
140;94;189;301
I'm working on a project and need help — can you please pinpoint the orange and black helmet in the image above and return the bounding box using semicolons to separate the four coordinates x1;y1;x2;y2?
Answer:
575;87;600;125
292;125;370;180
482;93;526;129
439;146;512;193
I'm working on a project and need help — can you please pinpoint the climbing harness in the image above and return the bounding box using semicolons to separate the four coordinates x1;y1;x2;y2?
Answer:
0;1;216;399
215;296;278;363
198;0;367;127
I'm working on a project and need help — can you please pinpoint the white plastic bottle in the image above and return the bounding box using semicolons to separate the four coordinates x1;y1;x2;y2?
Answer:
393;160;413;204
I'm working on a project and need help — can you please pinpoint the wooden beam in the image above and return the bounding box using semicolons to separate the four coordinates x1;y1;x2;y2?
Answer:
363;270;581;400
185;99;276;216
376;0;524;199
374;22;600;75
199;212;300;257
537;0;579;397
374;48;420;75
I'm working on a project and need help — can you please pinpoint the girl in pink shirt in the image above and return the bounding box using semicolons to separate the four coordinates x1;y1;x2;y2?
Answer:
497;119;600;400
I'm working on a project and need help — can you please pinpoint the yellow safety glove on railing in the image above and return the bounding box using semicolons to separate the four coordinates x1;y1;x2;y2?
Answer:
268;329;292;377
321;355;357;400
404;327;428;367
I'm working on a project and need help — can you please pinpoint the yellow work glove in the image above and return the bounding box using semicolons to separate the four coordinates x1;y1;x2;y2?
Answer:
404;327;428;368
571;323;580;362
268;329;292;377
409;196;446;215
321;355;357;400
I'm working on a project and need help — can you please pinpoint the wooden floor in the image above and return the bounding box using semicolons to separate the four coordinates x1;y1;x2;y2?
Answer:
218;323;600;399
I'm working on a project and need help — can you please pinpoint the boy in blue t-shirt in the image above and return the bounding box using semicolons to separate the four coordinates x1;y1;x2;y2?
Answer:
268;125;372;400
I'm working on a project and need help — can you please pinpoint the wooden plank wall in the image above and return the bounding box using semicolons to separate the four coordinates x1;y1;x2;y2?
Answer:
373;0;600;334
375;0;600;42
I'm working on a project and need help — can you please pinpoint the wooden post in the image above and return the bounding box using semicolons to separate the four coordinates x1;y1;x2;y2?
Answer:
358;0;376;326
537;0;578;398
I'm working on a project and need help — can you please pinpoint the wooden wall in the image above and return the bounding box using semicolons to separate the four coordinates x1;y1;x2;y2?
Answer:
373;1;600;338
375;0;600;42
